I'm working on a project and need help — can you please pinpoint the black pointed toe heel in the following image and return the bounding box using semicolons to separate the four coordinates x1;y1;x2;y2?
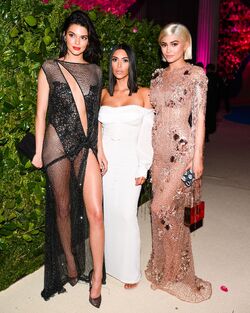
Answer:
89;294;102;308
68;276;78;287
89;270;102;308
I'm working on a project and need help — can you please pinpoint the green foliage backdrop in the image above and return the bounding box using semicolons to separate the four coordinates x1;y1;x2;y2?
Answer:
0;0;160;290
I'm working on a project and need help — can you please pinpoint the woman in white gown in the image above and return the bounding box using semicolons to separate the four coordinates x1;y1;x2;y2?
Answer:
98;44;154;288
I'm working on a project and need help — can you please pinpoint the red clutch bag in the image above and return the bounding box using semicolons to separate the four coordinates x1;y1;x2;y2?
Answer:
184;201;205;232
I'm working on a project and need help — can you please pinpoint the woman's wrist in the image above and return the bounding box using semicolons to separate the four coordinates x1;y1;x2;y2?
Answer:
194;150;203;159
97;147;104;155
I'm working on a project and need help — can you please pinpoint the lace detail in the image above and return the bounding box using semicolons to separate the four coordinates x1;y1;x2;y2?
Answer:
145;64;212;303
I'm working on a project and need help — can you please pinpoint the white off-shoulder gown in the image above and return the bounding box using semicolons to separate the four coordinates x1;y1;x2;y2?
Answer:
99;105;154;283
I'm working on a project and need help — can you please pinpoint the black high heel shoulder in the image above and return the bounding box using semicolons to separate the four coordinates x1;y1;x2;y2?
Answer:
89;270;102;308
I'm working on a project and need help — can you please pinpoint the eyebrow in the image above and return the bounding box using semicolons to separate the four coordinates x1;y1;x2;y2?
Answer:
112;56;129;59
161;40;179;44
68;31;88;36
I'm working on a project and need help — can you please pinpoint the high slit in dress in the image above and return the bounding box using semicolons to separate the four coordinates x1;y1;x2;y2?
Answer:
40;59;103;300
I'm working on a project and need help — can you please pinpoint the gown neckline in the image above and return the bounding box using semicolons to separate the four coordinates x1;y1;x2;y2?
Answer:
100;104;152;110
56;59;90;65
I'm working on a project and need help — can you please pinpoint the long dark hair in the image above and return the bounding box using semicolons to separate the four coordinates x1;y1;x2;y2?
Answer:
108;44;138;96
59;10;101;64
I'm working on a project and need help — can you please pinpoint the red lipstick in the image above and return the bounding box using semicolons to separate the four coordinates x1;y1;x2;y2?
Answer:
73;46;81;51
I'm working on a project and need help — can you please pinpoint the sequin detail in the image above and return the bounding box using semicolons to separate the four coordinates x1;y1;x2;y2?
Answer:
41;60;102;300
145;64;212;303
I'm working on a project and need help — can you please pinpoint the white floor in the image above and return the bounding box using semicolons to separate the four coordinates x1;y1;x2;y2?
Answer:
1;114;250;313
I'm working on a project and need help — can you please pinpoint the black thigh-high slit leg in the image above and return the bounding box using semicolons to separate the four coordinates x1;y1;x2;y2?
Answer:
40;59;104;301
46;158;77;279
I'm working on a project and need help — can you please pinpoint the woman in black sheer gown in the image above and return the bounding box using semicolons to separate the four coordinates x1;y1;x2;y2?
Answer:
32;11;104;307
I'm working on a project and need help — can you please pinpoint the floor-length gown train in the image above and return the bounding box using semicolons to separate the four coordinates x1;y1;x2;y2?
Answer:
145;64;212;302
41;60;102;300
99;105;153;283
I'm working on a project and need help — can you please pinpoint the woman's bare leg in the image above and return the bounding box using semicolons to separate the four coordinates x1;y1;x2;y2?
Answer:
83;150;104;298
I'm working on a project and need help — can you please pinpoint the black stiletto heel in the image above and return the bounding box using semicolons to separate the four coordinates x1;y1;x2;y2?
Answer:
102;263;106;285
89;270;102;308
68;276;78;286
102;273;106;285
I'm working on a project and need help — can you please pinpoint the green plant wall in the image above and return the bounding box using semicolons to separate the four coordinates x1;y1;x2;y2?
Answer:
0;0;160;290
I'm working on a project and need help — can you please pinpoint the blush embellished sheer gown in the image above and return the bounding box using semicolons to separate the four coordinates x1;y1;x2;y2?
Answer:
145;64;212;302
40;60;102;300
99;105;153;284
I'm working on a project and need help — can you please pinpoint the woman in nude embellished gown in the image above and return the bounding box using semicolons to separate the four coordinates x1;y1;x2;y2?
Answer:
32;11;104;307
145;23;212;302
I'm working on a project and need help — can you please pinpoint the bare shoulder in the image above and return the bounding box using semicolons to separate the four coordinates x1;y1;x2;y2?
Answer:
138;86;149;94
101;88;111;105
101;88;108;97
38;67;48;83
138;87;152;109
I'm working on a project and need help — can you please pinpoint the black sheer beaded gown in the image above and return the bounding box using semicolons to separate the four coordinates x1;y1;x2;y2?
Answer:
40;59;103;300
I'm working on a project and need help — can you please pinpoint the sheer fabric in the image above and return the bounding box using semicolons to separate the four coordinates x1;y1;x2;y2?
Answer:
41;60;102;300
145;64;212;302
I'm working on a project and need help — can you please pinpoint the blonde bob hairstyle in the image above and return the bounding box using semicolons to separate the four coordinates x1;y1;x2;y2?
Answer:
158;23;192;60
